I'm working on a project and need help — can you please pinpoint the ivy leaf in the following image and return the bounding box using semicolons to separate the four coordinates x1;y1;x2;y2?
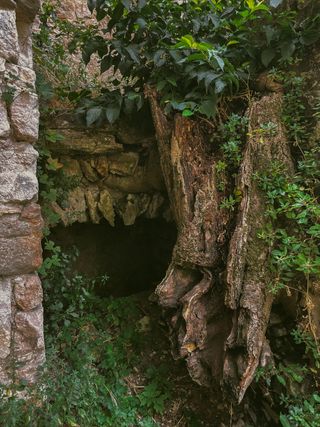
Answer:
86;107;103;126
121;0;131;10
261;48;275;67
87;0;96;13
280;40;296;60
199;99;216;118
279;414;291;427
215;79;226;94
138;0;147;10
269;0;283;8
125;45;140;64
182;109;194;117
106;104;121;124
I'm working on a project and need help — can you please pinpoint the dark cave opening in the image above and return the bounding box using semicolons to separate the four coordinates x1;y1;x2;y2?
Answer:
50;217;177;297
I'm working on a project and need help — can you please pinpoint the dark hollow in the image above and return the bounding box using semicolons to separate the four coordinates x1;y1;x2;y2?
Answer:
50;217;177;297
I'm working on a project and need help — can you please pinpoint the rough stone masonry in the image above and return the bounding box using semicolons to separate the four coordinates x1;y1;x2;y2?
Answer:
0;0;44;384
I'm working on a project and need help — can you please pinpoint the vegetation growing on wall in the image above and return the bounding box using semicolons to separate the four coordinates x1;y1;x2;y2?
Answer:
3;0;320;426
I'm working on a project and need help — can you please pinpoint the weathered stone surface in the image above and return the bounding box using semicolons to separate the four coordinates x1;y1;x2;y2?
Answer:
0;142;38;202
55;187;88;225
0;279;11;359
10;91;39;142
80;160;99;182
14;307;45;382
17;22;33;68
14;274;43;311
0;0;16;9
0;98;10;138
61;157;82;178
0;235;42;275
16;0;41;22
85;186;101;224
0;10;19;63
95;156;109;177
5;63;36;88
109;152;139;176
146;193;165;219
98;189;115;226
47;129;122;154
0;203;42;238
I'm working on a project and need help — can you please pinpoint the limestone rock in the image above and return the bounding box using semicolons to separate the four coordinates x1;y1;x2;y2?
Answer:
14;274;43;311
104;166;156;193
80;160;99;182
57;187;88;225
98;189;115;226
0;142;38;203
10;91;39;142
0;10;19;63
120;194;141;226
109;152;139;176
95;156;109;177
146;193;165;219
0;279;11;359
61;157;82;178
47;129;122;155
85;186;101;224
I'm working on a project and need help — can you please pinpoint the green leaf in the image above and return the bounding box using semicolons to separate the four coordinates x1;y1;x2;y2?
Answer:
279;414;291;427
182;109;194;117
199;99;216;118
270;0;283;7
86;107;102;126
106;104;121;124
87;0;96;13
261;48;275;67
125;45;140;64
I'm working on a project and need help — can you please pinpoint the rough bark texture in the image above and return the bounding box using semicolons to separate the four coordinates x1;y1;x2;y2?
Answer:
147;88;294;402
0;0;44;385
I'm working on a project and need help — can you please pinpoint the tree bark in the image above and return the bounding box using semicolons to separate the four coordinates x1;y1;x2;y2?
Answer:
146;87;294;402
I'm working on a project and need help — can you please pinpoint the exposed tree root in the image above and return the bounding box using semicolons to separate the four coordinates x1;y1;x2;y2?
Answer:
146;87;294;402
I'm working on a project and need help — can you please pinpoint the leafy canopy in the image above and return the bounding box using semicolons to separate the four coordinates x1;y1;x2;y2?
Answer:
79;0;319;123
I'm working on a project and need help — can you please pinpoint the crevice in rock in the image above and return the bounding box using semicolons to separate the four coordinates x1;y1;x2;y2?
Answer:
50;217;177;297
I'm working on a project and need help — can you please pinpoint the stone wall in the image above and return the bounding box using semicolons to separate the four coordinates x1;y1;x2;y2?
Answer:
0;0;44;384
46;115;171;227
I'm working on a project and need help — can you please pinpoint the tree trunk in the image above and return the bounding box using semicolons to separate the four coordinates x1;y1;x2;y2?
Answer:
146;87;294;402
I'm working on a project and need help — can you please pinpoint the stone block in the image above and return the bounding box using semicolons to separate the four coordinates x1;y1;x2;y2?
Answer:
0;203;43;275
13;274;43;311
0;279;11;360
0;142;38;202
0;10;19;63
0;203;42;238
0;99;10;139
0;235;42;275
17;21;33;68
46;128;122;155
14;307;45;382
10;91;39;142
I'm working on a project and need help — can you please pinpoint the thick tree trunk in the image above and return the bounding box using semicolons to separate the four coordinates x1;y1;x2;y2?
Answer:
146;87;294;402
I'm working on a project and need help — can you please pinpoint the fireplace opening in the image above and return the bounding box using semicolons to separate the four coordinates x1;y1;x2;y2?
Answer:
49;217;177;297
